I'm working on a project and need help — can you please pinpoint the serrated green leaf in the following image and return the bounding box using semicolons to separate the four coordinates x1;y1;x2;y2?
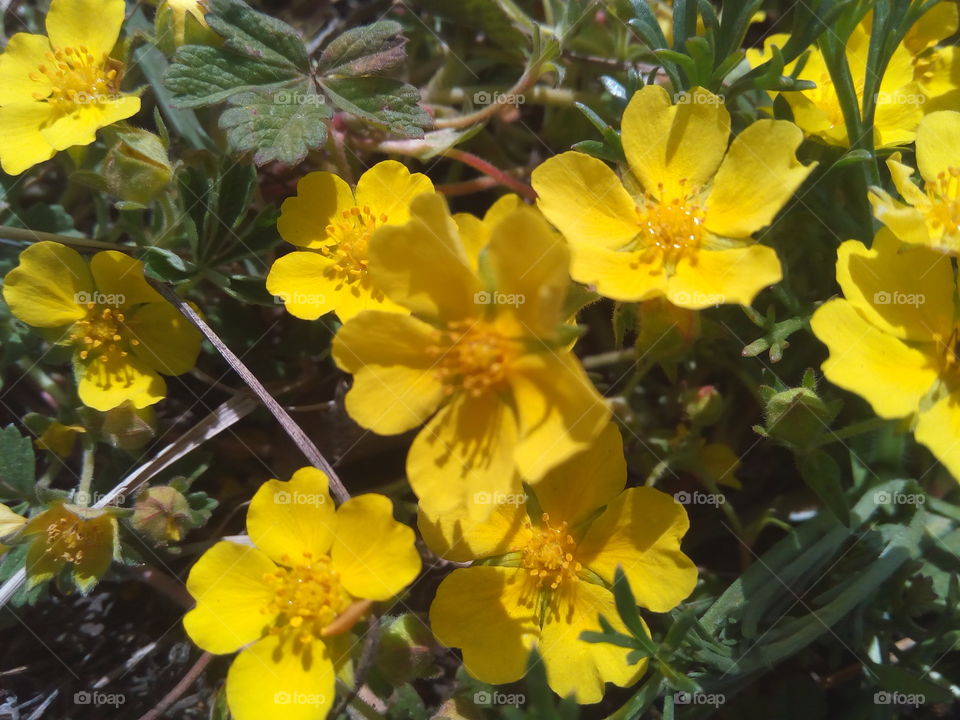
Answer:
207;0;308;70
318;20;408;77
166;45;301;108
321;77;428;137
0;425;35;499
220;90;331;166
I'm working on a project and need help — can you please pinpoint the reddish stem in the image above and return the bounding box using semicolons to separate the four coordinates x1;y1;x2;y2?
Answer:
441;148;538;202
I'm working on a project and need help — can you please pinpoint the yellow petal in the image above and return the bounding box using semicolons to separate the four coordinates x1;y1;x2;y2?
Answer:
873;86;923;148
2;241;92;327
126;301;202;375
45;0;125;58
183;541;277;654
277;172;355;249
429;566;538;685
484;193;524;225
40;98;140;152
407;390;519;520
76;352;166;411
0;102;57;175
870;188;930;247
705;119;815;237
744;33;794;71
915;392;960;481
265;251;342;320
904;1;959;54
331;494;421;601
246;468;336;565
0;503;27;540
368;193;481;322
810;298;938;418
916;110;960;184
0;33;53;104
353;160;435;224
578;487;698;612
88;251;163;306
667;245;782;308
333;311;445;434
539;580;645;703
530;422;626;526
35;421;84;458
417;498;528;563
227;634;335;720
486;206;570;336
783;91;841;143
835;232;953;341
532;151;640;250
621;85;730;197
569;243;667;302
509;351;610;482
453;212;488;272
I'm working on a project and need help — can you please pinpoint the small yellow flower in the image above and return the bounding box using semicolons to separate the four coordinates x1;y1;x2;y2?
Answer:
21;501;120;593
746;21;922;147
870;111;960;252
531;85;814;309
2;242;202;411
266;161;435;322
421;425;697;703
811;229;960;480
161;0;210;41
184;468;421;720
331;194;611;518
903;2;960;109
0;0;141;175
0;503;28;559
35;421;86;457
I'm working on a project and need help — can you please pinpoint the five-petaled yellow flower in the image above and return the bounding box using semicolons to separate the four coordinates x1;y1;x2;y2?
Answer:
531;85;814;309
2;242;202;411
266;160;435;322
870;111;960;253
902;1;960;111
0;0;141;175
21;500;120;593
811;229;960;480
184;468;421;720
332;194;611;518
746;19;923;147
421;424;698;702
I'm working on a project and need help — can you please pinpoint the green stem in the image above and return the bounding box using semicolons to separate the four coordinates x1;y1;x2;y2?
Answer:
813;416;889;447
0;225;126;251
77;434;96;506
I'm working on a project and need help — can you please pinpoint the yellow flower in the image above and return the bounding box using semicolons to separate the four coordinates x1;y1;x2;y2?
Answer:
2;242;202;411
810;229;960;479
161;0;210;41
903;2;960;109
331;194;611;518
870;111;960;252
0;503;28;559
266;161;435;322
531;85;814;309
421;425;698;703
35;421;86;457
746;21;922;147
21;501;119;592
184;468;421;720
0;0;141;175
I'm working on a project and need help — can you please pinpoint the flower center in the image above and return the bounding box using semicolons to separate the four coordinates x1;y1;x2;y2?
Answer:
427;320;515;397
261;553;352;645
322;206;388;283
71;304;138;363
924;168;960;237
519;514;581;590
634;181;705;268
46;515;86;564
31;47;121;108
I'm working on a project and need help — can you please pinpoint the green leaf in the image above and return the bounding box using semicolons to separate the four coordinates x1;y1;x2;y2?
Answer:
418;0;527;52
0;425;35;499
797;449;850;526
318;20;408;77
220;89;331;166
207;0;308;70
140;247;198;283
321;77;429;137
166;45;301;108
